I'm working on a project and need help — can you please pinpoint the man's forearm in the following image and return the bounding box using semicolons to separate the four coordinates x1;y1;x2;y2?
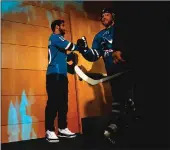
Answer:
80;48;101;62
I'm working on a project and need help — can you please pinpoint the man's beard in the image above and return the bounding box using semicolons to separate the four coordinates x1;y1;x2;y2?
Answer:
102;20;113;28
59;28;65;36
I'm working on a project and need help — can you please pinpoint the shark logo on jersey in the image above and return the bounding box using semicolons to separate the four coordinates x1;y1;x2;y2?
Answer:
101;39;114;57
107;39;113;44
103;49;114;57
103;37;113;44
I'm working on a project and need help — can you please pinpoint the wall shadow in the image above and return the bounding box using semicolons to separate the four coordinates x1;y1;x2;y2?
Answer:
78;62;113;141
66;52;111;142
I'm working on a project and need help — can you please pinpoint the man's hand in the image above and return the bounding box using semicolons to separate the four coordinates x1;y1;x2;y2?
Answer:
77;39;85;48
112;51;125;64
77;36;88;52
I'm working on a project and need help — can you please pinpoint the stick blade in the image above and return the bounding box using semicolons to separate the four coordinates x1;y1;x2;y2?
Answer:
74;65;99;85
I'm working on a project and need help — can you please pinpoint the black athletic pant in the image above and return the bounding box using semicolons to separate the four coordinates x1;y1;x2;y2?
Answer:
107;62;134;127
45;73;68;131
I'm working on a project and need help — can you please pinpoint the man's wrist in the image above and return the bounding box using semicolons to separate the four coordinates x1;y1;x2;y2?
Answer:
79;48;88;54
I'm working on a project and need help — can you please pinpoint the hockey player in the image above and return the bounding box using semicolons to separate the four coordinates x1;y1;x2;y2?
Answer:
77;8;136;142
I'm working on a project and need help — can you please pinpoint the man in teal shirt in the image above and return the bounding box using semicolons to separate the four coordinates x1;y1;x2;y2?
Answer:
45;20;78;142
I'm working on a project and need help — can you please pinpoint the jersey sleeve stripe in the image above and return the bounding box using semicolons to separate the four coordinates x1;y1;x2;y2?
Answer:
48;49;52;64
93;49;100;58
71;44;75;51
65;42;71;50
90;48;95;56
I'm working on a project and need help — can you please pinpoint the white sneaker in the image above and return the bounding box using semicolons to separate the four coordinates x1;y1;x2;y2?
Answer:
58;128;76;138
46;130;59;143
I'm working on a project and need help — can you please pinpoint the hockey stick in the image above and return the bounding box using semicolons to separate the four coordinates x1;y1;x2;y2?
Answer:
74;65;126;86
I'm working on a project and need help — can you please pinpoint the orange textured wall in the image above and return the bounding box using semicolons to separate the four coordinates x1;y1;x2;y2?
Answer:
1;1;114;143
1;1;80;143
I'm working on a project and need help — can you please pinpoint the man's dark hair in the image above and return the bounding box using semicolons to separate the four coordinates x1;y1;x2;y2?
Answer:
51;20;64;32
